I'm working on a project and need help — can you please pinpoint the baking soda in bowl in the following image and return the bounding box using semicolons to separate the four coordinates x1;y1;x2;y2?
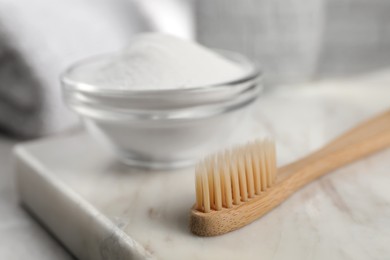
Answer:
62;33;261;168
75;33;246;90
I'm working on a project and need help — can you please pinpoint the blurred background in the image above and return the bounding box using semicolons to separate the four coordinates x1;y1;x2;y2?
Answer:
1;0;390;138
0;0;390;258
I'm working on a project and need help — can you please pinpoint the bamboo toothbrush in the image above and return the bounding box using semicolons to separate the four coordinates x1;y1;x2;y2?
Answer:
190;109;390;236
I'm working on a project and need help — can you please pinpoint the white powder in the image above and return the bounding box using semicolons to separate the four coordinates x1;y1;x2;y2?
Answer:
80;33;245;90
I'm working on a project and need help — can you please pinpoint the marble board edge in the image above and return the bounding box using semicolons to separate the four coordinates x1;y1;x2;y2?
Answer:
13;143;155;260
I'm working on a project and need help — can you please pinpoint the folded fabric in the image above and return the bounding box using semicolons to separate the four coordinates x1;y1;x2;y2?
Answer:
0;0;152;137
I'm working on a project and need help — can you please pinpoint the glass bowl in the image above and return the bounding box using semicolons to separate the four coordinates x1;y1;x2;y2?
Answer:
61;50;262;169
61;50;260;109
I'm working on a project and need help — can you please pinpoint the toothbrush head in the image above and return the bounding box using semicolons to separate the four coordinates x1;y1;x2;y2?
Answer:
194;139;277;214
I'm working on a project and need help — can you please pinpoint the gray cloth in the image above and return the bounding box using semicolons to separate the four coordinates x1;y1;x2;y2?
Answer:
0;34;43;136
0;0;151;137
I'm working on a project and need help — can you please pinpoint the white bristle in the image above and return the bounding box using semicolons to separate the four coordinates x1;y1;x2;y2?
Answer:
201;164;210;213
195;139;277;212
230;157;241;205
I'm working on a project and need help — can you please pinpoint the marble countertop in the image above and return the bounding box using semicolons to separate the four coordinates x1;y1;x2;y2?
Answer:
0;68;390;259
13;69;390;260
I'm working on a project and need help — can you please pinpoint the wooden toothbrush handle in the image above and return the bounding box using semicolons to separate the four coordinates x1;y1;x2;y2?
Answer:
278;109;390;191
190;110;390;237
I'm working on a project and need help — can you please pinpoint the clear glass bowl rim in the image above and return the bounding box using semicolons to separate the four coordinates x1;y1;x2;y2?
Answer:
60;49;262;97
69;83;262;121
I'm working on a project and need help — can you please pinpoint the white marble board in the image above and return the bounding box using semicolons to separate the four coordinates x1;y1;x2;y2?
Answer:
15;72;390;260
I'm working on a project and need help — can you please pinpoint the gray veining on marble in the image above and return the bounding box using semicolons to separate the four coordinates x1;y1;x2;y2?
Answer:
14;71;390;259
